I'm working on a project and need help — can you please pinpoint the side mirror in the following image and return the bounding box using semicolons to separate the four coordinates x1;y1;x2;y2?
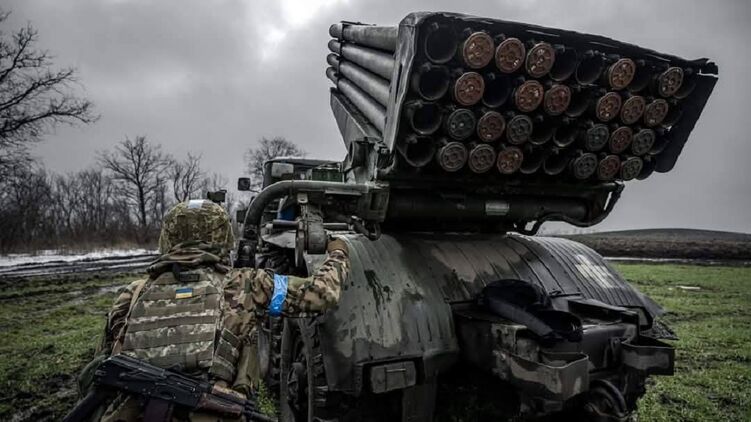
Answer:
237;177;251;191
206;189;226;204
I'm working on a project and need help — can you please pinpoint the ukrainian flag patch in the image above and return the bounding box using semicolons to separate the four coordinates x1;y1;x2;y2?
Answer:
175;287;194;299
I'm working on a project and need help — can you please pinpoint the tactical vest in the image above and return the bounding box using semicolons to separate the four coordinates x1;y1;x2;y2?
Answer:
120;267;240;383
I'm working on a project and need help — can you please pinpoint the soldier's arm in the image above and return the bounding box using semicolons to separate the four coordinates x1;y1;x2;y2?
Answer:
247;239;350;315
101;279;146;355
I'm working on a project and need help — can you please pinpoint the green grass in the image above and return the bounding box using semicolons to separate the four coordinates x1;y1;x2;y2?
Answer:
614;264;751;422
0;265;749;421
0;274;138;420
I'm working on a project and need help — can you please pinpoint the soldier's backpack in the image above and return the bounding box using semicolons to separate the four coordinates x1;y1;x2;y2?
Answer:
119;265;240;383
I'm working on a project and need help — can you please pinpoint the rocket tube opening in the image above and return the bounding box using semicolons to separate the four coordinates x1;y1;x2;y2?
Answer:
453;72;485;106
497;146;524;174
609;126;634;154
482;74;512;107
628;63;652;93
585;124;609;152
460;32;494;69
530;118;555;145
597;155;621;181
674;73;696;99
525;42;556;78
506;114;533;145
566;88;591;117
572;153;598;180
606;58;636;90
620;157;643;181
542;149;568;175
657;67;684;97
445;108;476;140
436;140;468;172
550;48;577;81
407;102;442;135
595;92;623;122
553;121;579;148
643;99;669;127
520;148;545;174
411;64;450;101
398;135;436;168
575;52;604;85
468;144;497;173
637;157;656;180
631;129;656;156
620;95;646;125
424;24;457;64
514;80;544;113
650;134;669;155
477;111;506;142
544;85;572;116
495;38;526;74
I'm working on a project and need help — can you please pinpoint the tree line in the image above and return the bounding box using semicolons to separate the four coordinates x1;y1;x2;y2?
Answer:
0;136;231;253
0;9;306;253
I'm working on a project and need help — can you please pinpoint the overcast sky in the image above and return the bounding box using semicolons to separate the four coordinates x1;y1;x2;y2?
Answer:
5;0;751;233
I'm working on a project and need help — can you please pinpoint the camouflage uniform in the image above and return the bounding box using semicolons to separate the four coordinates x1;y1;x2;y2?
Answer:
83;199;349;421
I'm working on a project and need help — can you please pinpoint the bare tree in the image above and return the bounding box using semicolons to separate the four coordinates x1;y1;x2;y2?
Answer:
168;153;204;202
0;162;52;252
98;136;170;240
0;9;97;175
244;137;304;191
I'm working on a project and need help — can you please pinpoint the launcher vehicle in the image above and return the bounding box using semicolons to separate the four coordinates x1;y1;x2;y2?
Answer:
235;12;717;422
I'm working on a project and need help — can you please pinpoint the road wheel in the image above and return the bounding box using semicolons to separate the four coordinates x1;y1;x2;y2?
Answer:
280;318;339;422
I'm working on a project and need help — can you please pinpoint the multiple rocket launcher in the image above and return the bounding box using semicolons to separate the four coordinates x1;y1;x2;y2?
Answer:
326;13;717;185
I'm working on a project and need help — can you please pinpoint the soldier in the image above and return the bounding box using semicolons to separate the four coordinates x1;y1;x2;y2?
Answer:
78;199;349;421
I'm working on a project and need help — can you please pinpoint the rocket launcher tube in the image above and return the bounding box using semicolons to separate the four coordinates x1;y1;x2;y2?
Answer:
412;63;451;101
467;143;497;174
542;148;569;176
549;47;577;81
435;139;468;172
327;54;390;106
327;40;394;80
576;51;605;85
326;67;386;133
520;146;546;175
405;101;442;135
329;23;397;53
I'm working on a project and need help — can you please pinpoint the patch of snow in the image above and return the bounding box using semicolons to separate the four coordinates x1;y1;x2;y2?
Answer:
0;248;157;268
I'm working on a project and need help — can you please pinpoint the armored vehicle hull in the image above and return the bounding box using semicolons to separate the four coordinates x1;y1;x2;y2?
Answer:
267;233;672;421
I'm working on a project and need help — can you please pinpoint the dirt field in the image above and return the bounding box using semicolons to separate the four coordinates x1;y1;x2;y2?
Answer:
1;263;749;421
563;229;751;261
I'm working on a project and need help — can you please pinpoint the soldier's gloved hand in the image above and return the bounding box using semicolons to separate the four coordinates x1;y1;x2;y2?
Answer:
327;237;348;255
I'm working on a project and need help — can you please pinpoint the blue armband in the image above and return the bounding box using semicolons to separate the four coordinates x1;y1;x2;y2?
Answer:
269;274;288;317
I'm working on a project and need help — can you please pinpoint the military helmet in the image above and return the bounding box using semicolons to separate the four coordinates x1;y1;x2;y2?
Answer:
158;199;235;254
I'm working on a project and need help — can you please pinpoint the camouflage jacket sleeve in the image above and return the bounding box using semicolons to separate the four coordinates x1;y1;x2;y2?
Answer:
231;248;350;315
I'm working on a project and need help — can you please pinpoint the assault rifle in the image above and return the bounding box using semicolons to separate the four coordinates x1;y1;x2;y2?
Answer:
63;354;276;422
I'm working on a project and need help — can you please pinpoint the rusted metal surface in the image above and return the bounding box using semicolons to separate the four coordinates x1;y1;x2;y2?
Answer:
452;71;484;106
495;38;525;73
514;80;544;112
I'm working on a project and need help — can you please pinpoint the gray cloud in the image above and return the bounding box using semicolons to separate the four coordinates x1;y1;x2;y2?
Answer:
6;0;751;232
